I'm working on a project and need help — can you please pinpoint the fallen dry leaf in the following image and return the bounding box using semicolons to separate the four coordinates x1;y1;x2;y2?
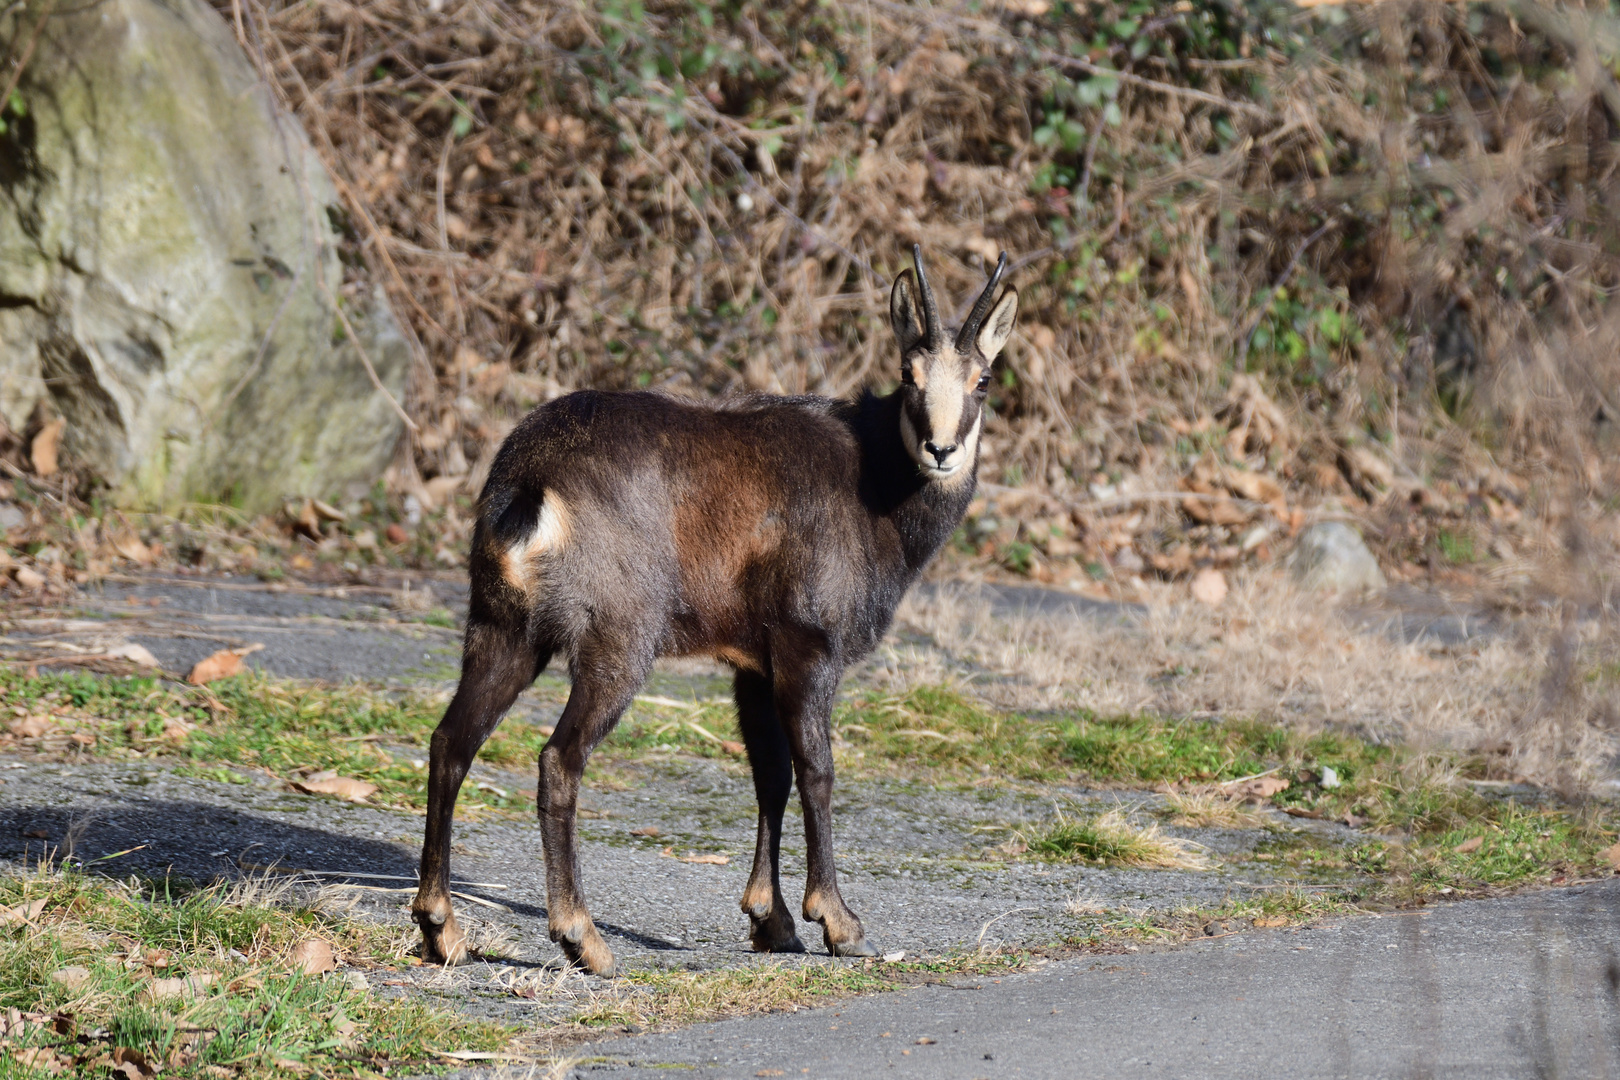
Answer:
1454;836;1485;855
142;973;216;1002
16;1046;70;1076
1190;567;1228;607
286;498;322;539
1227;776;1290;801
678;853;730;865
110;531;154;566
0;897;46;927
630;826;661;837
311;498;347;522
291;775;377;802
720;739;747;756
9;716;50;738
186;643;264;685
290;938;337;975
384;522;409;545
1252;915;1289;928
13;565;45;590
49;966;91;993
111;1046;157;1079
30;418;65;477
1603;842;1620;871
106;642;160;667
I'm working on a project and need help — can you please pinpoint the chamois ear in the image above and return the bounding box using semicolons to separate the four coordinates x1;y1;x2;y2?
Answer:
890;269;927;355
975;287;1019;362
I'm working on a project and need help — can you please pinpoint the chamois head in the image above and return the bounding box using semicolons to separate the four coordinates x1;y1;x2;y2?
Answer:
889;245;1019;485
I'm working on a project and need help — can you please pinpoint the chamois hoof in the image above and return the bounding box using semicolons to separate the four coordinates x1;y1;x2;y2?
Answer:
553;920;617;976
745;896;805;953
825;933;878;958
749;920;807;954
415;910;468;966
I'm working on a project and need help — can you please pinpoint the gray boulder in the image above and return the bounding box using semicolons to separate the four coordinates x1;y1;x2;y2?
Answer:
1288;521;1387;593
0;0;407;511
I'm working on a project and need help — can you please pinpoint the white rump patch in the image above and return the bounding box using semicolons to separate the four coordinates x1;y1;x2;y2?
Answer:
501;494;569;590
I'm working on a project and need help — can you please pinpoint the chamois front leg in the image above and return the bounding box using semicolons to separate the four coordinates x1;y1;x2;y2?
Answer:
414;623;540;965
776;651;876;958
734;669;804;953
538;641;649;976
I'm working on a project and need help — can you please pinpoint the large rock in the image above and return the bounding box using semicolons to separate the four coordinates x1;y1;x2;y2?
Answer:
0;0;407;511
1288;521;1387;593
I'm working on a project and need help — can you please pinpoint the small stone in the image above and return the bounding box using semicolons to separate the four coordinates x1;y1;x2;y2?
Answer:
1190;567;1227;607
1287;522;1385;593
1113;547;1145;574
1318;765;1341;789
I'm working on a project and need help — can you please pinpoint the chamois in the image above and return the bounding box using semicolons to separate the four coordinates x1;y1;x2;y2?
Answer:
413;246;1019;974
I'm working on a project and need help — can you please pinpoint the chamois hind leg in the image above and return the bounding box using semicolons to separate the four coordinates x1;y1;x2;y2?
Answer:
735;668;805;953
538;634;652;976
775;649;875;958
415;621;543;965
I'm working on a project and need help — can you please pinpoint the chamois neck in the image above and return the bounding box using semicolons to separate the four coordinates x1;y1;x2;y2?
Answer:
854;390;977;574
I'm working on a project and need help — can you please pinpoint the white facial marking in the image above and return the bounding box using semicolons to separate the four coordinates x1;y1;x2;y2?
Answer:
935;413;982;489
923;356;965;456
904;347;979;482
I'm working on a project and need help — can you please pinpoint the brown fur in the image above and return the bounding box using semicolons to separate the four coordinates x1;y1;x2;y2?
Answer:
412;249;1018;973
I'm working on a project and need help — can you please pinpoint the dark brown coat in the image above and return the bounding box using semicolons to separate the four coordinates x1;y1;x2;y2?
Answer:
413;248;1018;973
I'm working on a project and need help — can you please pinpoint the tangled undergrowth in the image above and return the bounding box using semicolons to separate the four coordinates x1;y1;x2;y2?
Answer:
157;0;1618;588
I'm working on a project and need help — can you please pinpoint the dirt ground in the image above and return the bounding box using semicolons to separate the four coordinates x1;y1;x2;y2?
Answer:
0;570;1384;1022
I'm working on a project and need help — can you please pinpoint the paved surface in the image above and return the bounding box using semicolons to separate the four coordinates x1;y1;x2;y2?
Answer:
559;880;1620;1079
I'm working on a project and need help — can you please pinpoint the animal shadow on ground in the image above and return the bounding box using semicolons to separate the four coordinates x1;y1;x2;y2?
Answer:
0;800;685;955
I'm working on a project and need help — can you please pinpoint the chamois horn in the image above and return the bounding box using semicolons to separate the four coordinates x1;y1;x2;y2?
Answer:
957;252;1011;353
911;243;945;350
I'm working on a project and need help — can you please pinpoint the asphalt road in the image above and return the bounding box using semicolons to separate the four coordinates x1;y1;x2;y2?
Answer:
561;879;1620;1080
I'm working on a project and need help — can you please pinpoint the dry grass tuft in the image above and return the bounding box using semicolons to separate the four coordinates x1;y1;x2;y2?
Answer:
1162;791;1270;830
895;573;1619;790
1018;807;1211;870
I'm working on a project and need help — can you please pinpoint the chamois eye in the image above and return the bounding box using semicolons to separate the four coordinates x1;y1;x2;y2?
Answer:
975;372;991;393
901;365;916;387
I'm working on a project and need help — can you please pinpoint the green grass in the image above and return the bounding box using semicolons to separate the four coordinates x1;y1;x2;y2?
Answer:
1;669;1611;894
1437;529;1479;564
0;864;510;1078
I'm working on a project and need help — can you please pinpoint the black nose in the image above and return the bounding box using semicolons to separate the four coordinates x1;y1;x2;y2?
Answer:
924;441;957;464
